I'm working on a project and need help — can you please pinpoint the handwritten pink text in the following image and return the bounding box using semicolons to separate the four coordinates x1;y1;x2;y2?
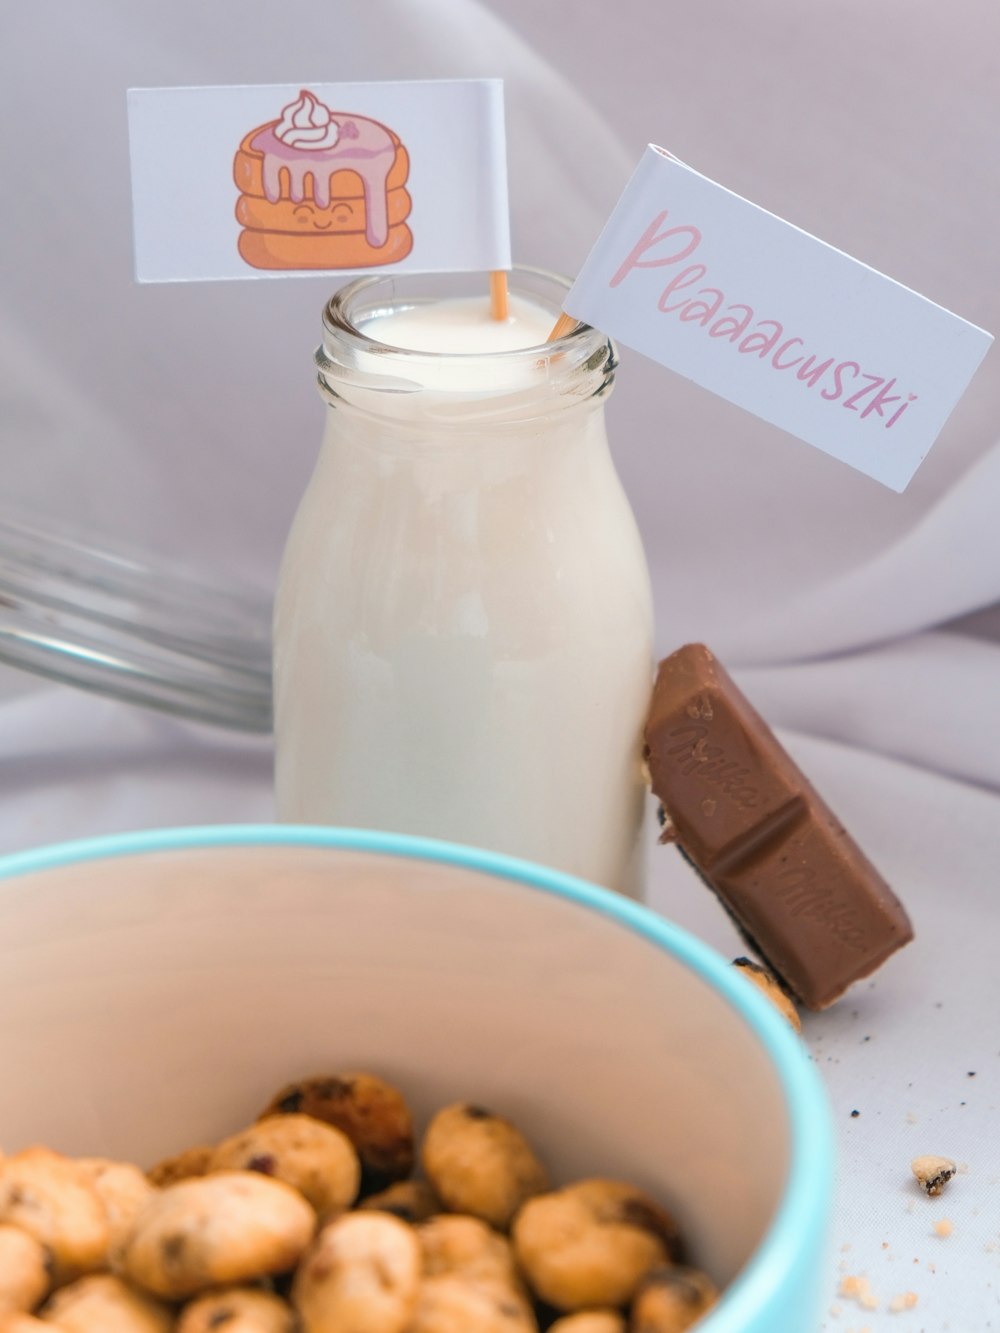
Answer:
610;211;918;430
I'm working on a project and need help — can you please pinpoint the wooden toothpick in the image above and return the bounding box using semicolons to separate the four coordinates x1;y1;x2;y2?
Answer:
546;311;578;342
490;270;509;321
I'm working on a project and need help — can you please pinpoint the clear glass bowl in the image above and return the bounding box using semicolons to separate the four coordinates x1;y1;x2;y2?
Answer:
0;511;272;732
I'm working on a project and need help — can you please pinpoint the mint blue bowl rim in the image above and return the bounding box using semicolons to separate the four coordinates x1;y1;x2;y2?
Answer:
0;823;834;1328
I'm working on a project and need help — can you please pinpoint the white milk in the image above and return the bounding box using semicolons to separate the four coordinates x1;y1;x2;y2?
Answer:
273;274;654;897
364;293;552;353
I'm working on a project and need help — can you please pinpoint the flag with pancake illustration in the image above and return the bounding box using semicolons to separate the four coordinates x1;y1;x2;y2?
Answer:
128;79;508;282
233;89;413;271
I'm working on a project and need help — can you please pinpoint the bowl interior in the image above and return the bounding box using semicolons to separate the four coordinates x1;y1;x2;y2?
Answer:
0;836;806;1295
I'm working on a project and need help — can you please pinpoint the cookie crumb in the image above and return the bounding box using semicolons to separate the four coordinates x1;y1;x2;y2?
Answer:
888;1291;919;1313
933;1218;953;1238
839;1274;879;1310
731;957;801;1032
911;1155;957;1196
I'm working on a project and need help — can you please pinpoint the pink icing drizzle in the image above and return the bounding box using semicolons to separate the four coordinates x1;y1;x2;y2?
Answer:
251;113;397;247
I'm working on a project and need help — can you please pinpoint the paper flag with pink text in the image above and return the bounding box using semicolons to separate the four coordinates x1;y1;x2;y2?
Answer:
563;146;992;491
127;80;510;283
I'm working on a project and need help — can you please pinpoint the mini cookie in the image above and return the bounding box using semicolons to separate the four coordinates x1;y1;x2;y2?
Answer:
260;1073;414;1193
291;1211;421;1333
512;1180;682;1311
417;1214;521;1288
76;1159;156;1263
421;1104;548;1231
39;1274;174;1333
210;1114;360;1220
119;1170;315;1299
0;1147;109;1283
408;1275;537;1333
0;1225;51;1314
177;1286;296;1333
147;1145;213;1188
911;1155;957;1196
630;1265;719;1332
732;958;802;1032
549;1312;626;1333
359;1179;440;1224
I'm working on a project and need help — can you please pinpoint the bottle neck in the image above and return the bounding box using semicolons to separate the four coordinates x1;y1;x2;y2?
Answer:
315;267;616;438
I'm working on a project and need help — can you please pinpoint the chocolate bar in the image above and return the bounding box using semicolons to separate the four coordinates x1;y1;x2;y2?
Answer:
644;644;913;1009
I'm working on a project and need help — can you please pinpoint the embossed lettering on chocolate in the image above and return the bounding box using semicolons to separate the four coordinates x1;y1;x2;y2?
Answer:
644;644;913;1010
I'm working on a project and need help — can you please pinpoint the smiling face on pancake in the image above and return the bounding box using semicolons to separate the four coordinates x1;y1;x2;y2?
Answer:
233;90;413;270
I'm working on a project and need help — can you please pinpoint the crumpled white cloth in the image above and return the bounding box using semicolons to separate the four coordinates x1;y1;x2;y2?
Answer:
738;631;1000;793
726;439;1000;665
1;3;999;1329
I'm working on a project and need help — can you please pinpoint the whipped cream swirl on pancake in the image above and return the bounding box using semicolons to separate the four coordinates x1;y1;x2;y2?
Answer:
275;90;341;151
248;92;400;247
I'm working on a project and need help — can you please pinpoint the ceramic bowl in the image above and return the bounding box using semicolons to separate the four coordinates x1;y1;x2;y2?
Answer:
0;824;833;1330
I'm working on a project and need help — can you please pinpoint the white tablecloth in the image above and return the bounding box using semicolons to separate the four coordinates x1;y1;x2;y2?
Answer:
3;2;999;1327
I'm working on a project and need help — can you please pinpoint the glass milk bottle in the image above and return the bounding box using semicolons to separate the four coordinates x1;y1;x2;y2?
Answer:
273;268;654;898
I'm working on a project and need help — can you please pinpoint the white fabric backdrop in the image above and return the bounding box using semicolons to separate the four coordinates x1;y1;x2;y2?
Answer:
2;3;999;1328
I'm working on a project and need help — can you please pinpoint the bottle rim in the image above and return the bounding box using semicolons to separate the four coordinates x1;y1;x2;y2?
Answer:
316;266;616;410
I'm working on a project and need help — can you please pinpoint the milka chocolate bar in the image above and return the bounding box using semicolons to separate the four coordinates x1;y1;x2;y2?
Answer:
644;644;913;1009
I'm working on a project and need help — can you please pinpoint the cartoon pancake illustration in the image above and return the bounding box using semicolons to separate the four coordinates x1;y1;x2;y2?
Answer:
234;90;413;270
